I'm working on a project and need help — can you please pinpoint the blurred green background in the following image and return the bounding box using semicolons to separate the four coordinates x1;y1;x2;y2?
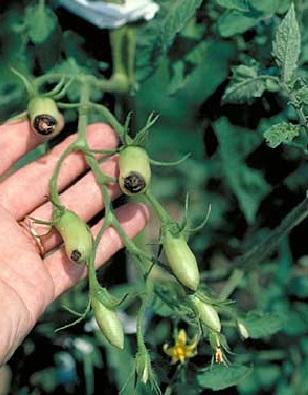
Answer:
0;0;307;394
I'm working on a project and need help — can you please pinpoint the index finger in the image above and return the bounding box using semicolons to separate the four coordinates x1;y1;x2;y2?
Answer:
0;120;42;175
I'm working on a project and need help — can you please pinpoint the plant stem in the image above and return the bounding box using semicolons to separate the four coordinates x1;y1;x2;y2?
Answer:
49;145;75;206
35;73;129;95
110;216;150;260
144;190;172;225
88;255;100;293
77;81;90;143
126;26;136;87
136;297;147;350
86;74;128;94
90;102;132;144
57;102;80;109
109;27;127;77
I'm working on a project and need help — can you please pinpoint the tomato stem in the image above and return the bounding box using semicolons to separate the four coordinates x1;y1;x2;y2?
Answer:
90;102;133;144
144;190;172;225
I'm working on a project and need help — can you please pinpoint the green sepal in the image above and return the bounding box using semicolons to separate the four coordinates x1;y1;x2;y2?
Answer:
55;299;91;332
11;67;36;97
131;112;159;147
149;152;191;167
41;76;75;100
183;204;212;234
93;286;129;310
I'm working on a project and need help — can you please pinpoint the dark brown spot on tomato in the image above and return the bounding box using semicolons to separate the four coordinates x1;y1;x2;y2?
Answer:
124;171;146;193
33;115;57;135
70;249;82;262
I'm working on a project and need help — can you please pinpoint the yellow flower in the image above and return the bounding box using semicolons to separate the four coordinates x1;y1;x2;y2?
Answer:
163;329;198;364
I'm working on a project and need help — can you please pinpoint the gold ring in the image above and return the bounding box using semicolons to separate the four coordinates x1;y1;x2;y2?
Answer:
19;217;45;256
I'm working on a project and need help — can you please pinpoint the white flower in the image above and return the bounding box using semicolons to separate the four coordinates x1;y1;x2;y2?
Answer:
84;316;99;332
84;311;137;334
56;352;77;370
73;337;94;354
58;0;159;29
237;321;250;339
117;310;137;334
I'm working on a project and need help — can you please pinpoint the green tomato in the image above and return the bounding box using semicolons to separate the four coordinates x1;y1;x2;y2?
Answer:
191;295;221;333
91;296;124;350
119;146;151;195
54;209;93;265
28;97;64;138
163;232;200;291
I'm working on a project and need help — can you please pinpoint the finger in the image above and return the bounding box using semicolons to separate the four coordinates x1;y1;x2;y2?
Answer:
0;123;118;220
24;156;120;253
45;203;150;299
0;121;43;176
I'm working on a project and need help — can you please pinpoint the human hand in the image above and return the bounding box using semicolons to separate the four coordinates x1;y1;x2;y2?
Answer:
0;121;149;365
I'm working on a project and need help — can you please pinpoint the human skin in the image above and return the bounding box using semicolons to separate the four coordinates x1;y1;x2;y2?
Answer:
0;121;149;365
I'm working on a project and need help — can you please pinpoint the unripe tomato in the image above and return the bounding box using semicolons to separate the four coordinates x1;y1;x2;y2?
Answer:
163;232;200;291
28;97;64;138
54;209;93;264
119;146;151;195
91;296;124;349
191;295;221;332
135;351;151;384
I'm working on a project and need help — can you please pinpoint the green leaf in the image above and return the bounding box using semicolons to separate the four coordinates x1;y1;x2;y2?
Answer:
168;61;186;95
31;368;58;392
198;364;252;390
161;0;203;49
152;297;175;317
283;303;308;335
238;364;281;394
223;63;271;103
172;40;235;102
214;118;270;224
295;86;308;105
215;0;251;12
25;3;57;44
136;0;203;81
167;39;209;96
51;58;102;102
263;122;300;148
239;311;286;338
272;4;301;82
249;0;289;14
289;275;308;297
217;10;259;37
